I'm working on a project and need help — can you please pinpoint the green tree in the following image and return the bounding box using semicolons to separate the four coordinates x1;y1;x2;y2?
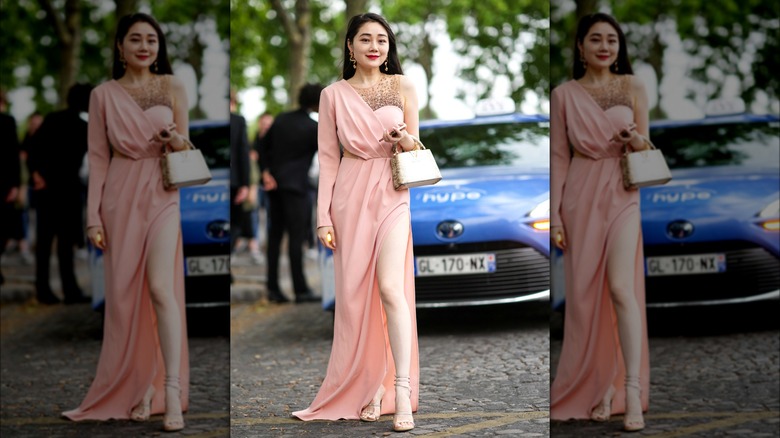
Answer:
1;0;228;117
550;0;779;118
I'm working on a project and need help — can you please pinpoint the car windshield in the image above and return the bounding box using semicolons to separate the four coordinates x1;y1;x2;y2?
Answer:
190;122;230;169
650;121;780;169
419;121;550;169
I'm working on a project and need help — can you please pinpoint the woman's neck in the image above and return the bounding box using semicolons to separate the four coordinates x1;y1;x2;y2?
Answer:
579;68;615;87
350;68;383;87
119;68;155;87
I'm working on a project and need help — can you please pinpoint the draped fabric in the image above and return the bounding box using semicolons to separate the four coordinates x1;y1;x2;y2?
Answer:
63;79;189;420
550;80;650;420
293;78;419;420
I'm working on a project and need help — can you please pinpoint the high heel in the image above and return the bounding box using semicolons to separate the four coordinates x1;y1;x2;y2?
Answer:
392;376;415;432
623;376;645;432
590;384;614;422
360;385;385;422
130;385;155;422
162;376;185;432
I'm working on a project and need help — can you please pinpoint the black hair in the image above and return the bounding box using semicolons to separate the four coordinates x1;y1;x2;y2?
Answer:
298;83;324;109
342;13;403;79
112;13;173;79
66;83;94;112
573;13;633;79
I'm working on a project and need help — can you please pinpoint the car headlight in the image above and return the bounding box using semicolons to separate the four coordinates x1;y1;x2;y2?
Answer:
758;200;779;218
758;199;779;231
527;199;549;231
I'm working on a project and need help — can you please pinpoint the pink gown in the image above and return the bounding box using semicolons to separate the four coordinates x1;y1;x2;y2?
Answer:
293;75;420;420
63;75;190;420
549;78;650;420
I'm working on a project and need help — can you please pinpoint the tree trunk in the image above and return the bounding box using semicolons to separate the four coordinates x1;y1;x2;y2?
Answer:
419;31;435;120
271;0;312;109
38;0;82;108
648;29;665;119
342;0;370;52
188;35;206;119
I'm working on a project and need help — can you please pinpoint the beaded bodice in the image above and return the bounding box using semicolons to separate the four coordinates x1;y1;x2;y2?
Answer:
578;74;632;111
119;74;173;111
350;74;404;112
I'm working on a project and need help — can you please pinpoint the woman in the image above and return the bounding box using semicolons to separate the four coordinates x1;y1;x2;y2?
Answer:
549;13;650;432
292;13;420;433
62;13;190;432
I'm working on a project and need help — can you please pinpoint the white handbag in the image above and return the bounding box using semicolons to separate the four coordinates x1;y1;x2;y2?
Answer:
620;138;672;190
160;143;212;190
390;138;442;190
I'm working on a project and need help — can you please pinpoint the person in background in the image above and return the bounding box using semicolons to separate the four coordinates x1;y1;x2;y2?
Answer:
250;112;274;260
229;89;251;262
0;89;22;288
257;84;323;304
26;83;94;305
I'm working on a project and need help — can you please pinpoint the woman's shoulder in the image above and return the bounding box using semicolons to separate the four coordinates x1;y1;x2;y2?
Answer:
551;80;578;98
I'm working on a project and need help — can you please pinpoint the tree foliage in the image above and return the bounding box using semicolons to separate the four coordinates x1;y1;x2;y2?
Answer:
231;0;550;116
550;0;779;118
1;0;229;117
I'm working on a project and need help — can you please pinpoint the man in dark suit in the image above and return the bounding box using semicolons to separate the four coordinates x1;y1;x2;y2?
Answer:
27;83;93;304
230;90;251;264
258;83;324;303
0;91;21;288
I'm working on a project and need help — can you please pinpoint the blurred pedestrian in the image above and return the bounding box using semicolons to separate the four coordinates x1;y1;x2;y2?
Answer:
62;13;189;432
291;13;420;433
0;89;21;288
257;83;323;304
249;112;274;250
549;12;650;432
4;112;43;265
229;89;251;262
26;83;93;305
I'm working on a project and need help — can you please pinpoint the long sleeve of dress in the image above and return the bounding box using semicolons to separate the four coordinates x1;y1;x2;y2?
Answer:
86;89;110;229
550;87;570;228
316;87;340;228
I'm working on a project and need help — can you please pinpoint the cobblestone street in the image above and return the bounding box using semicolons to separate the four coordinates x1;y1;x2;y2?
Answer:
550;304;780;437
0;252;230;438
230;301;550;437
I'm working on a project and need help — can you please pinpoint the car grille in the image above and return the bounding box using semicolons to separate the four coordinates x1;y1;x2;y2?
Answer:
644;241;779;304
413;241;549;304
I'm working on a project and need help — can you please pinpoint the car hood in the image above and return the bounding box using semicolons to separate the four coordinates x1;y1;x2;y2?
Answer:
180;168;230;244
641;166;779;248
410;166;550;252
411;165;549;217
641;166;779;219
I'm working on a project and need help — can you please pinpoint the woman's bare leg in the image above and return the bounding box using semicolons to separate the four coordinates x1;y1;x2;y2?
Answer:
376;214;414;427
146;216;184;427
606;214;644;428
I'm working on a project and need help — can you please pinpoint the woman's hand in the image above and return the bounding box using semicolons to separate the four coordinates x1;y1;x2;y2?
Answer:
382;123;415;151
551;225;567;251
317;226;336;251
87;226;107;250
151;123;188;151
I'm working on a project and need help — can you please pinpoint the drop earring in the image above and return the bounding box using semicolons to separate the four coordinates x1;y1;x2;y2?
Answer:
153;60;158;72
384;59;389;72
613;61;618;72
580;54;587;70
349;52;356;70
121;53;127;70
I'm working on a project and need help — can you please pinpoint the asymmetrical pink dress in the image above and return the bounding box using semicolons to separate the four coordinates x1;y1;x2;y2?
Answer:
549;77;650;420
293;75;420;420
63;75;189;420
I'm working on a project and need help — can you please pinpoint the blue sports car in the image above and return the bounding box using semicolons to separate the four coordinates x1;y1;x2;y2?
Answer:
90;119;230;311
640;113;779;307
410;113;551;308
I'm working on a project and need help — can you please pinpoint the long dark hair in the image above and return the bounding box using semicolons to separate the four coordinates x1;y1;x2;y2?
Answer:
112;13;173;79
573;13;633;79
342;13;403;79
